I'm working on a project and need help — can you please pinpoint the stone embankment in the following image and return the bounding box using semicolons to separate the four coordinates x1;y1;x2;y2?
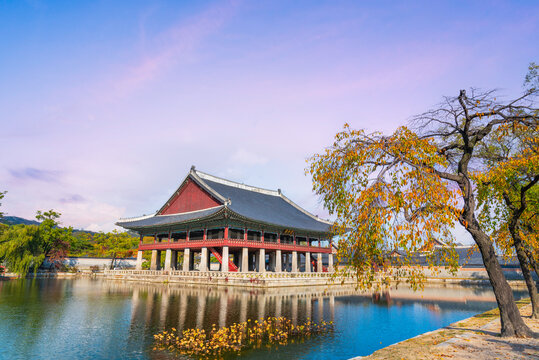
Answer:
1;267;532;289
102;269;342;288
352;299;538;360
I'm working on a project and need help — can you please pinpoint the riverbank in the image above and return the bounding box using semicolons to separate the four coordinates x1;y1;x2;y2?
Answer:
353;298;538;359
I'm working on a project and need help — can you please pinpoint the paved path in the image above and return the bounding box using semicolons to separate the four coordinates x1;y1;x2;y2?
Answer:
355;300;538;359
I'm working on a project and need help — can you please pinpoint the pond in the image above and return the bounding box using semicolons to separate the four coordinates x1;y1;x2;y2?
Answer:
0;278;527;359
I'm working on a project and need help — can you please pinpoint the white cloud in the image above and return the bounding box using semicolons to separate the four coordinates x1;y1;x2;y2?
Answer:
230;148;268;166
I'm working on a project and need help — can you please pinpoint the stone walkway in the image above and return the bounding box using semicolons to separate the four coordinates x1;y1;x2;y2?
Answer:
355;299;539;359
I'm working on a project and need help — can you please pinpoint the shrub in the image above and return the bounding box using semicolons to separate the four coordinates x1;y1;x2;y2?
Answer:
153;316;333;357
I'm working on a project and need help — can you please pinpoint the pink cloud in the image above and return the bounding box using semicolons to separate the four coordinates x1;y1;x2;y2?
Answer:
105;1;240;100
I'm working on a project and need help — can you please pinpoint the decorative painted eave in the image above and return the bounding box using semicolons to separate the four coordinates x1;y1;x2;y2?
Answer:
116;205;226;230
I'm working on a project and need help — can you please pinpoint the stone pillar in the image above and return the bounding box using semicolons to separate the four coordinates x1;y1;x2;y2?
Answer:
291;295;298;326
200;247;208;272
219;294;228;328
164;249;172;271
317;296;324;322
275;296;282;318
253;252;258;272
328;253;334;272
183;248;190;271
221;246;229;273
135;250;143;270
317;253;323;273
150;250;159;270
269;252;275;271
241;247;248;272
171;250;177;270
196;294;206;329
160;289;170;327
258;248;265;273
258;294;266;320
275;249;282;272
291;251;298;272
178;294;188;331
239;293;248;323
305;252;311;273
306;295;312;319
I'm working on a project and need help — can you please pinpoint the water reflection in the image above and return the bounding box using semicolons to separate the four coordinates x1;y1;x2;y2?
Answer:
114;281;509;332
0;279;528;360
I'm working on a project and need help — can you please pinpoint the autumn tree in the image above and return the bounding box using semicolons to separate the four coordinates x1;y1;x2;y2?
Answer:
310;88;538;337
476;121;539;318
0;210;73;275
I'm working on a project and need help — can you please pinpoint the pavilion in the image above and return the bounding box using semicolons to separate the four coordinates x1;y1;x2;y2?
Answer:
116;166;334;273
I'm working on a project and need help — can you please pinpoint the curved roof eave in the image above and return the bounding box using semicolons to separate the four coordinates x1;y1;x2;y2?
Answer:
116;206;225;231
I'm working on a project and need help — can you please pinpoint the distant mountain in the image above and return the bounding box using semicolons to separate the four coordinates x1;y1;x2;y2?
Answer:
0;216;40;226
0;216;95;234
0;216;132;236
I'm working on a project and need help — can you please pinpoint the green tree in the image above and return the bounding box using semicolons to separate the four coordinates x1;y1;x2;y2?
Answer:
68;231;94;256
309;88;537;337
0;210;72;275
0;191;6;218
0;191;7;236
92;230;138;269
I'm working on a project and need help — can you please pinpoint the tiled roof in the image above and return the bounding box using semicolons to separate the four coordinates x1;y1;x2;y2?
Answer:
117;167;332;233
194;170;331;232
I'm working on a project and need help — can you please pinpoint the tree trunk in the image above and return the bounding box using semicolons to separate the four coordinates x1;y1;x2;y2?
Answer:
524;247;539;280
467;222;533;337
510;227;539;319
110;253;116;270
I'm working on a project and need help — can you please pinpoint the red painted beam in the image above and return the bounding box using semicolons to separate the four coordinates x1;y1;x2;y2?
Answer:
138;239;332;253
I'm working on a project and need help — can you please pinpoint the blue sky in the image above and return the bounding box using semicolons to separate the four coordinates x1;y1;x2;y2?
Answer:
1;0;538;237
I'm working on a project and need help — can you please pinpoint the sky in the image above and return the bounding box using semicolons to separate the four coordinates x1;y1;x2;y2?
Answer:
1;1;538;241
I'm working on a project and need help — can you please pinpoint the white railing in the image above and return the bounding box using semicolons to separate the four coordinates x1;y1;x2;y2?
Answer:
104;269;333;278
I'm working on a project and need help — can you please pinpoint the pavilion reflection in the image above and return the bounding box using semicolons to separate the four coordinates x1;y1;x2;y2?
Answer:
111;281;503;338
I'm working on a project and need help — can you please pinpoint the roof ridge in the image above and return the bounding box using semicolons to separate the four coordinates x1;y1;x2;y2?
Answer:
194;169;280;197
155;205;225;217
116;213;156;223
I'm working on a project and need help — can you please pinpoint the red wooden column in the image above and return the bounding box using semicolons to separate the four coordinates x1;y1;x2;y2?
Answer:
154;233;157;244
261;231;264;243
293;235;296;246
224;226;229;240
244;228;248;242
186;229;190;242
277;233;280;244
139;234;143;245
203;228;207;241
168;231;171;243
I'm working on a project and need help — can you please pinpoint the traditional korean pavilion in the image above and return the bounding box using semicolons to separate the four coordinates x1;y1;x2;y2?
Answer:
117;166;334;273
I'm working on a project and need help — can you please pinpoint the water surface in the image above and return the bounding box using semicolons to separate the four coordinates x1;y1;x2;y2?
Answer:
0;279;526;359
